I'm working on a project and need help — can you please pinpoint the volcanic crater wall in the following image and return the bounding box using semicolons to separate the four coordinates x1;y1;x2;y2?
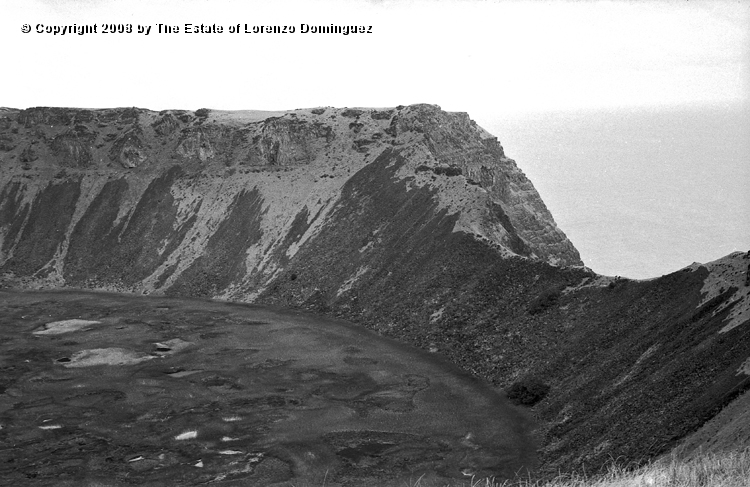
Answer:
0;104;581;293
1;104;749;475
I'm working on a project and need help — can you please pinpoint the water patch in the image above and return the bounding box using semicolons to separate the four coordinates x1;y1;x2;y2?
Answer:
175;430;198;440
1;289;538;484
166;369;203;378
63;348;154;367
33;319;100;335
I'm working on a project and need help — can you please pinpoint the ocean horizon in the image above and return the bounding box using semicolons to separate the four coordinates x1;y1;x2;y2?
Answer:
478;103;750;279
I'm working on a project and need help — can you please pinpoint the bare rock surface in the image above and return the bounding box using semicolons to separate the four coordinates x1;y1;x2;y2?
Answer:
0;104;580;300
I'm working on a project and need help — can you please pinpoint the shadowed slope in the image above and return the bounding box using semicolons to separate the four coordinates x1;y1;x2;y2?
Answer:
0;105;748;477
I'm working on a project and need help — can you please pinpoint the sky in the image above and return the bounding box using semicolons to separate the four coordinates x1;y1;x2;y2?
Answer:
2;0;749;278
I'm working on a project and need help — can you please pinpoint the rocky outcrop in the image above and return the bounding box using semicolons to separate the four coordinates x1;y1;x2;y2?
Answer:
391;104;579;265
110;127;147;168
50;125;96;167
0;104;582;293
0;104;748;477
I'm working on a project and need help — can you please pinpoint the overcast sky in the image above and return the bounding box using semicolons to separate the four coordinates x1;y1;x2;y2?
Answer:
3;0;748;114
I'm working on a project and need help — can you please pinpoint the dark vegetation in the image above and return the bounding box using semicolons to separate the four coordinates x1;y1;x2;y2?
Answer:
64;167;196;287
0;182;29;256
253;147;750;475
507;378;551;406
415;164;463;176
0;105;748;480
528;284;566;315
3;179;81;276
168;189;264;297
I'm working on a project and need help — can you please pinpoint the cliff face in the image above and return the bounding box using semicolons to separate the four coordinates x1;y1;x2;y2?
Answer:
0;104;580;295
1;105;749;476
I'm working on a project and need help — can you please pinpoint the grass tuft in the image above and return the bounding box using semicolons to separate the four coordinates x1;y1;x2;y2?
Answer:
404;449;750;487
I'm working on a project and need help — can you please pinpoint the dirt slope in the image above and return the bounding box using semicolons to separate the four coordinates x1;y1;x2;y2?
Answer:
1;105;749;475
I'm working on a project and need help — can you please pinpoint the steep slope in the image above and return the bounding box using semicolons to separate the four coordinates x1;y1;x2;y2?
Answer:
0;104;580;296
1;105;749;477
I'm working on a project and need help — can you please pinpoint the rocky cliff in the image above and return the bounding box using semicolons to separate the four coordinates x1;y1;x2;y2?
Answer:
1;105;749;476
0;104;580;297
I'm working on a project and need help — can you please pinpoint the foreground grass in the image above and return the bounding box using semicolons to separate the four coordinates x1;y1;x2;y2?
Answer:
411;449;750;487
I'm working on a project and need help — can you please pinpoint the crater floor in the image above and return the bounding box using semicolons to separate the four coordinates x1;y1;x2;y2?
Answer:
0;290;537;486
